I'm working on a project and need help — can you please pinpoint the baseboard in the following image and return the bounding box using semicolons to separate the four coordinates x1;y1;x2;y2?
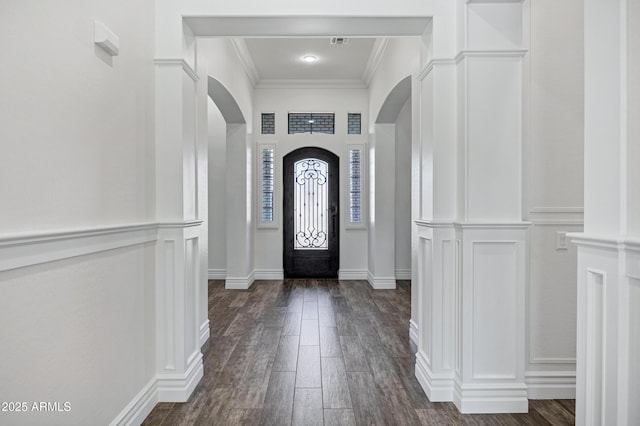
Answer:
207;268;226;280
367;271;396;289
409;319;419;346
157;352;204;402
110;376;158;426
225;271;255;290
200;319;210;348
525;371;576;400
415;350;454;402
395;269;411;280
338;269;368;280
453;379;529;414
254;269;284;280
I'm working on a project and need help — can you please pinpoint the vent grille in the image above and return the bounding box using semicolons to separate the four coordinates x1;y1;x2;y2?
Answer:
330;37;349;45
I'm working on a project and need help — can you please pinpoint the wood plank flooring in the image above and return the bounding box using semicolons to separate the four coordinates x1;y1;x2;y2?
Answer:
143;279;575;425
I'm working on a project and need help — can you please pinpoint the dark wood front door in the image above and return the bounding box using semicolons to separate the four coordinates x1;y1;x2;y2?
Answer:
283;147;339;278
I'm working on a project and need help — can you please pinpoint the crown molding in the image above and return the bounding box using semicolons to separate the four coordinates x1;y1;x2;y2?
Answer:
255;79;367;90
230;38;260;87
362;38;389;86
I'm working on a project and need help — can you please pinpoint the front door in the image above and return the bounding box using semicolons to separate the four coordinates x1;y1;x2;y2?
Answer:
283;147;339;278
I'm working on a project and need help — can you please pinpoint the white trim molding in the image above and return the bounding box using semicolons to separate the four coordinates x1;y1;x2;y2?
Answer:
415;350;454;402
109;377;158;426
255;79;366;90
255;269;284;280
525;371;576;400
156;352;204;402
207;269;227;280
409;319;419;346
362;38;389;86
200;320;210;348
367;271;397;289
154;58;199;82
225;271;256;290
395;269;412;280
0;223;158;272
338;269;368;280
230;38;260;86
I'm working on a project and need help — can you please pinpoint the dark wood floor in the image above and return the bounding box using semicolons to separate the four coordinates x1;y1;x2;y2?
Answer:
143;279;575;425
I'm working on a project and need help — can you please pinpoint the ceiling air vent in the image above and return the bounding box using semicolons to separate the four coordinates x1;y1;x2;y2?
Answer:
330;37;349;45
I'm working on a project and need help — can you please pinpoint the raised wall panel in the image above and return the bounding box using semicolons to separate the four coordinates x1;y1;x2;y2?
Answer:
471;242;517;379
419;236;433;364
163;240;176;370
441;239;453;370
185;237;198;362
467;2;522;50
183;72;198;221
629;278;640;423
586;269;604;425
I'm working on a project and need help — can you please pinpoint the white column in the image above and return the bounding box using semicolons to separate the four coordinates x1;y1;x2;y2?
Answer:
153;27;204;401
225;125;254;289
368;127;397;289
572;0;640;424
454;0;528;413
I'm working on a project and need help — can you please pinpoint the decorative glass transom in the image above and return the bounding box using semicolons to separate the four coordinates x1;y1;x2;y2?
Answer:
294;158;329;250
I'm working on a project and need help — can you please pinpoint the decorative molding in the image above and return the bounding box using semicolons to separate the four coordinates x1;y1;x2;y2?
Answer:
529;206;584;214
338;269;368;280
395;269;412;280
455;49;528;63
225;271;255;290
415;220;456;229
156;352;204;402
207;269;227;280
525;371;576;400
418;58;457;81
154;58;199;82
230;38;260;86
367;271;397;290
255;269;284;280
200;320;210;348
157;220;204;229
455;221;531;230
362;38;389;86
415;350;454;402
530;357;576;364
453;380;529;414
409;319;419;346
255;79;366;90
530;219;584;227
569;233;640;252
0;223;158;272
109;376;158;426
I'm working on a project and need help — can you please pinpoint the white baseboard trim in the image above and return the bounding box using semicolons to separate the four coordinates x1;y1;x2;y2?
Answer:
367;271;396;289
453;380;529;414
338;269;368;280
200;319;210;348
525;371;576;400
110;376;158;426
395;269;411;280
415;350;454;402
255;269;284;280
207;268;226;280
409;319;419;346
157;352;204;402
225;271;255;290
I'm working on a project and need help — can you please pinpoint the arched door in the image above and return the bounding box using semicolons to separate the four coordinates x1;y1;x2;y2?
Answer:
283;147;339;278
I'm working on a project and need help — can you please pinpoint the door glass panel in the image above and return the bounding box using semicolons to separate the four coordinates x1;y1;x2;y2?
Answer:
294;158;329;250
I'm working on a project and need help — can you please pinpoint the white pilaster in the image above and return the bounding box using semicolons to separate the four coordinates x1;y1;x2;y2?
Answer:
572;0;639;424
153;47;205;400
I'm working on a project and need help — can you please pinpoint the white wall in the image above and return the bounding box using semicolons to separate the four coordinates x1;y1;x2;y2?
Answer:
207;99;227;275
0;0;156;424
253;88;369;277
525;0;584;397
395;99;412;278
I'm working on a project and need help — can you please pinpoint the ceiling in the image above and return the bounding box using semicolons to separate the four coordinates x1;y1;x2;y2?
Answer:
241;37;379;85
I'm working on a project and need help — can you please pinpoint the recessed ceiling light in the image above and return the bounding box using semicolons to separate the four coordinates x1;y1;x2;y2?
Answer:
302;55;318;63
